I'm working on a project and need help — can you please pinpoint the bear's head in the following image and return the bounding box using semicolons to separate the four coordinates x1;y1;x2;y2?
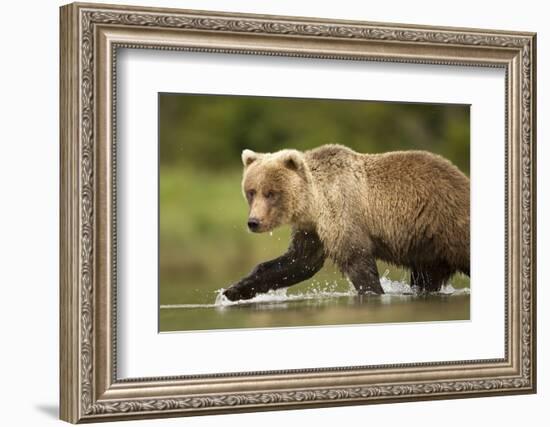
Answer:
241;148;312;233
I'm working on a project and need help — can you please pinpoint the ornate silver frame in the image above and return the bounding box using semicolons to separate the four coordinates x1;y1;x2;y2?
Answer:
60;2;536;423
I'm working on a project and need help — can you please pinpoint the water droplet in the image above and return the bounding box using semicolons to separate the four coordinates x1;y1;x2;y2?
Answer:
269;231;273;236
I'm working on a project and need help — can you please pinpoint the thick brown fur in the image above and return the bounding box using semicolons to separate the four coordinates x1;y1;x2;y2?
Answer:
223;144;469;301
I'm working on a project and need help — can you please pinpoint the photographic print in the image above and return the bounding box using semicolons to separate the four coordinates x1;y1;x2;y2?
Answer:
159;94;471;332
60;4;536;421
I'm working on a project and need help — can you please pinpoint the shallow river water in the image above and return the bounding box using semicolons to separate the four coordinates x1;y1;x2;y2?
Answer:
159;278;470;332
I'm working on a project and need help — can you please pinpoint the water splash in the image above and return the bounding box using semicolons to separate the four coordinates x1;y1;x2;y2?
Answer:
440;282;470;295
212;286;356;308
160;275;469;310
379;275;470;296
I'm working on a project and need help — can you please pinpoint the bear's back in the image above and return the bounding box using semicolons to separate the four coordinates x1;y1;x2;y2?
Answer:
363;150;470;270
304;144;362;180
304;145;470;272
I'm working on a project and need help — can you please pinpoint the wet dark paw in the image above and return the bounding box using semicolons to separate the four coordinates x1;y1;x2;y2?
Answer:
356;284;385;296
223;283;257;301
222;287;242;301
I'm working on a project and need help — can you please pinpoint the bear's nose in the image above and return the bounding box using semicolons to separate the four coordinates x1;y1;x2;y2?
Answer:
247;218;260;232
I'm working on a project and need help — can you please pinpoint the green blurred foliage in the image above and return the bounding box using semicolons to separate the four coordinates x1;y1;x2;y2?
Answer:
159;94;470;174
158;94;470;327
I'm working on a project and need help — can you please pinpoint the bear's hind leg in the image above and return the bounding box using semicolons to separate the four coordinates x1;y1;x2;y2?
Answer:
411;265;452;293
343;256;384;295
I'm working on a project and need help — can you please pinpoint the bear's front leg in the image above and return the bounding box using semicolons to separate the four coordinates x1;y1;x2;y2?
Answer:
342;255;385;295
223;229;326;301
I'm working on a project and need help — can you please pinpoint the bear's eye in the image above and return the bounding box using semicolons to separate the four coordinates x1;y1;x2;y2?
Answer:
246;189;256;200
265;190;276;199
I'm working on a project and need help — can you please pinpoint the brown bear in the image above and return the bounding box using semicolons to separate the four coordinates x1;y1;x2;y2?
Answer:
223;144;470;301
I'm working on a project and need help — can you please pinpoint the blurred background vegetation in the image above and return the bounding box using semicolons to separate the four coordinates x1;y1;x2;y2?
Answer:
160;94;470;173
159;93;470;329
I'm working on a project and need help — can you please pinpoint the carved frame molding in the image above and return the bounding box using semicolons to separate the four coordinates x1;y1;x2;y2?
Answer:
60;2;536;423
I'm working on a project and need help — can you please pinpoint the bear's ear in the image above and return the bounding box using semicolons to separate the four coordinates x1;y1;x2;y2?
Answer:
281;150;306;174
242;149;260;167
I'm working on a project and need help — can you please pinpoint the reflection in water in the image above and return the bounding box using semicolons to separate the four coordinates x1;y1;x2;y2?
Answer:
159;277;470;332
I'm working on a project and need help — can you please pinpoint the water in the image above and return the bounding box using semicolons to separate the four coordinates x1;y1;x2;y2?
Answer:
159;277;470;332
